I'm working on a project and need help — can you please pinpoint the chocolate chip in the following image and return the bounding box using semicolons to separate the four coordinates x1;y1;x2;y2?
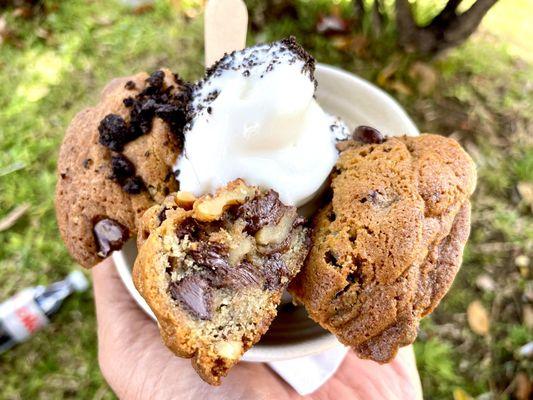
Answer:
125;80;136;90
110;154;135;182
60;172;67;179
82;158;93;169
237;190;286;234
98;114;130;151
262;254;289;290
353;126;384;144
93;218;129;258
169;276;212;320
122;176;145;194
123;97;134;107
324;250;341;268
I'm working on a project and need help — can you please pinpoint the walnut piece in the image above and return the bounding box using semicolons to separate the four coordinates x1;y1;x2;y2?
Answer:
193;179;257;222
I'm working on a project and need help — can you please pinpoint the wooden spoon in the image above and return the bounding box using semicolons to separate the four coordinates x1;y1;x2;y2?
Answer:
204;0;248;68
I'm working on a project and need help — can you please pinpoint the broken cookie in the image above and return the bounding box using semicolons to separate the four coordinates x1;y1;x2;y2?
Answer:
133;179;310;385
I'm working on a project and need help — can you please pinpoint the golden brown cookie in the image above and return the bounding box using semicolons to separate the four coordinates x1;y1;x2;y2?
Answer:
289;134;476;363
55;69;190;267
133;180;310;385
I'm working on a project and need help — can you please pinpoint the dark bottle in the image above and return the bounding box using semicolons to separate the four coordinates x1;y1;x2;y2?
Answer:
0;271;88;354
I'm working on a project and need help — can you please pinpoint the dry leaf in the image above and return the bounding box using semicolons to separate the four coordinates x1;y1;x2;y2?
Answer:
515;372;532;400
467;300;490;336
316;15;350;36
132;3;154;15
523;304;533;330
0;203;30;232
377;59;399;87
475;274;495;292
517;181;533;211
389;80;412;96
453;387;473;400
515;254;530;268
409;61;438;95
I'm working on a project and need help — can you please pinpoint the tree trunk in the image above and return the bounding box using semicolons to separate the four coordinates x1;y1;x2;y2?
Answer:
395;0;499;55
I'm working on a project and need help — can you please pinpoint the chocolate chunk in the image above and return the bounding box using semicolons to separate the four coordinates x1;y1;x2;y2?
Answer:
125;80;136;90
110;154;135;182
158;208;167;225
188;242;230;271
98;114;130;151
209;260;261;289
93;218;129;258
122;176;145;194
353;126;384;144
262;254;289;290
237;190;286;234
176;218;200;240
169;276;212;320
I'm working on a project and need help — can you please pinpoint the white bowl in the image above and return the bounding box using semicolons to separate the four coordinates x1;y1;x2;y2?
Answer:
114;63;419;363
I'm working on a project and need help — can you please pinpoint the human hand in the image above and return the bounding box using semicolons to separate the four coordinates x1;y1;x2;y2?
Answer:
93;258;422;399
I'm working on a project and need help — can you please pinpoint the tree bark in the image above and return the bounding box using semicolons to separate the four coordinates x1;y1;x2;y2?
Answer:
395;0;499;55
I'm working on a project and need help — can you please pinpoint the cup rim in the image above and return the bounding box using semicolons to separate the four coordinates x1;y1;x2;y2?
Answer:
113;62;419;363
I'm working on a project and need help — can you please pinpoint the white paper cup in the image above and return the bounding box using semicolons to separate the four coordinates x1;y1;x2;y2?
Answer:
114;63;419;363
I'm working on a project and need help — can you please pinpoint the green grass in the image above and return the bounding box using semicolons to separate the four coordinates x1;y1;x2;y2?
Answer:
0;0;532;398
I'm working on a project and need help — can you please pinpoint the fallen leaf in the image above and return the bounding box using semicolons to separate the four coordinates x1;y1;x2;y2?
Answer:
517;342;533;358
377;59;399;87
132;3;154;15
515;254;530;268
475;274;496;292
523;305;533;330
515;372;532;400
453;387;473;400
467;300;490;336
389;80;412;96
517;181;533;211
316;15;350;36
13;6;33;19
409;61;438;95
0;203;30;232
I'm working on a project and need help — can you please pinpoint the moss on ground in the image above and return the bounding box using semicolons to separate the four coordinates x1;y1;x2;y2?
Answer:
0;0;531;399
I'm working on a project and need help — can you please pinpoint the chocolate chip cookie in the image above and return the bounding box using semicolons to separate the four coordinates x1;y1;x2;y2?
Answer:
133;180;310;385
56;69;191;267
289;133;476;363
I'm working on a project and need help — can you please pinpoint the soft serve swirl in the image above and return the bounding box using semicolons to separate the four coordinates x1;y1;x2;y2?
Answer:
174;38;348;207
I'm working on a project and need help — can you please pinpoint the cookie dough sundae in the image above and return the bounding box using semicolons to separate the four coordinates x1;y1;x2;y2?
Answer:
55;37;476;385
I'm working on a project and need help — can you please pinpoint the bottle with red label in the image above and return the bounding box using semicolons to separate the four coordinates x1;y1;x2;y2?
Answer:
0;271;89;354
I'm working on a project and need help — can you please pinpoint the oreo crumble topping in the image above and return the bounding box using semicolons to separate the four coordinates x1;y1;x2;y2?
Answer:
97;70;192;195
188;37;316;128
109;154;145;194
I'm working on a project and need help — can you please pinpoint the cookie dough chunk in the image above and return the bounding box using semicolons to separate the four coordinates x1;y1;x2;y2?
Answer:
290;134;476;363
56;69;190;267
133;180;310;385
